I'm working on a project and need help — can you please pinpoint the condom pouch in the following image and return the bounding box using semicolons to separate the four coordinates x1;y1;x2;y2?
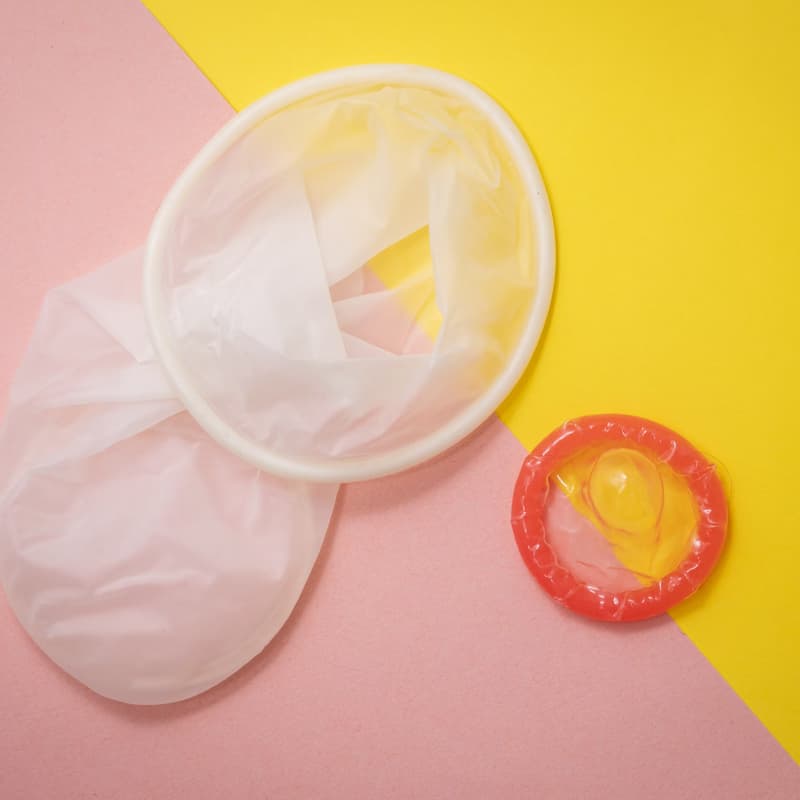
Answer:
0;65;555;703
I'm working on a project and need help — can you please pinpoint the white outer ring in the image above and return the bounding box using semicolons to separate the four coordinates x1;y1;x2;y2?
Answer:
143;64;555;483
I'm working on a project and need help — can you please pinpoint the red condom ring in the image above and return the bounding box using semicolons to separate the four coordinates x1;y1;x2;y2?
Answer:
511;414;728;622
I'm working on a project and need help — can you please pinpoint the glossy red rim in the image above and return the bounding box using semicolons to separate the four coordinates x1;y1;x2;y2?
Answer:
511;414;728;622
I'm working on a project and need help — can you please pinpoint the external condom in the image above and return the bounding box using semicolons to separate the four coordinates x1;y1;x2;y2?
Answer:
512;415;728;622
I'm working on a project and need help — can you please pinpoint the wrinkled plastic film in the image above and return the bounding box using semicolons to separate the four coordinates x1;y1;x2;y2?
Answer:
154;85;538;461
0;251;338;704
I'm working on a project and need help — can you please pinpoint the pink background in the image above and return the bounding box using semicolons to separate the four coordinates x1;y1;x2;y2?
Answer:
0;2;797;797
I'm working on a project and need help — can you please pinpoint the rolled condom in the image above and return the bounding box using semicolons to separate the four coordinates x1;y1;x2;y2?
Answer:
512;415;727;622
0;66;554;703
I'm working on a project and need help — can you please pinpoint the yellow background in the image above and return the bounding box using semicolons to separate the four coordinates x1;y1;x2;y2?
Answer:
143;0;800;759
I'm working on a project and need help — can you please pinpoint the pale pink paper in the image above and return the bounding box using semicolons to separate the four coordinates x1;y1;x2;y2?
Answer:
0;1;797;798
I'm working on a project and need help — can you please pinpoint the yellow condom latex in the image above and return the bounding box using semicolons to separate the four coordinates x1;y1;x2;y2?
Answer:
552;445;698;584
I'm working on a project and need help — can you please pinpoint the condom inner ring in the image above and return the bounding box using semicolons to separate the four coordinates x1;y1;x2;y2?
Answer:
511;414;728;622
